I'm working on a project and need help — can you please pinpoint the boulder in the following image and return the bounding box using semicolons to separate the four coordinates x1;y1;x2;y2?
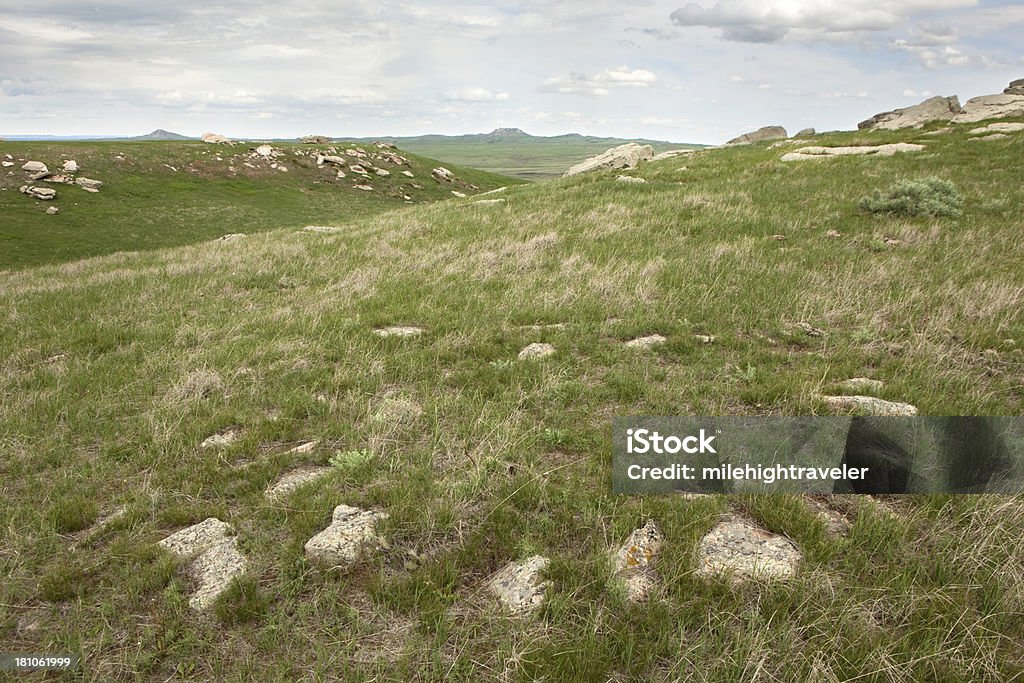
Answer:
1003;78;1024;96
564;143;654;176
488;556;550;614
951;94;1024;123
795;128;816;137
1;161;12;167
651;149;694;161
19;185;56;200
858;95;960;131
725;126;788;146
304;504;388;567
696;516;801;580
21;161;48;173
518;342;555;360
254;144;273;157
780;143;924;161
432;167;455;182
46;206;60;215
75;177;103;190
62;160;78;172
201;132;231;144
300;135;331;144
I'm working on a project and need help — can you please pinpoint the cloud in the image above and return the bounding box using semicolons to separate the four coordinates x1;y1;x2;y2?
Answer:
670;0;978;44
539;66;657;97
444;87;510;102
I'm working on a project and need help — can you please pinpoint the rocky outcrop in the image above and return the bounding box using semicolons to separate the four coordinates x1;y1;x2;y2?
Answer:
1004;78;1024;96
780;143;924;161
201;132;231;144
431;167;455;182
725;126;787;146
969;122;1024;135
858;95;960;131
795;128;816;137
563;143;654;177
952;94;1024;123
300;135;331;144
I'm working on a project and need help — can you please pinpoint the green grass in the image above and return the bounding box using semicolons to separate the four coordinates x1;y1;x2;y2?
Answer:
1;119;1023;681
0;140;522;270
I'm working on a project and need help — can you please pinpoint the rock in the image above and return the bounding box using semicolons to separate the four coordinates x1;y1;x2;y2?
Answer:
838;378;883;394
651;149;694;161
75;177;103;190
200;428;240;449
254;144;273;157
615;175;647;184
201;132;231;144
286;441;318;454
858;95;960;131
214;233;246;242
795;128;816;137
42;174;72;184
518;342;555;360
471;198;506;206
46;206;59;215
158;518;234;558
1005;78;1024;96
451;190;466;197
971;133;1010;141
374;168;389;177
488;555;550;613
969;122;1024;135
696;517;801;580
19;186;56;200
304;504;388;567
478;186;507;195
354;184;373;191
624;334;666;349
319;155;346;166
302;225;343;234
22;161;48;173
826;230;842;238
725;126;788;146
373;326;424;337
186;538;247;611
563;143;654;177
611;520;664;602
780;143;924;161
1;161;12;167
822;395;918;416
951;94;1024;123
266;466;333;500
432;167;455;182
300;135;331;144
336;170;346;178
62;160;78;172
401;170;414;178
693;334;716;344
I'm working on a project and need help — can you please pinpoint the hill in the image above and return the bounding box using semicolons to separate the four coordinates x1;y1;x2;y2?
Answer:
354;128;703;180
1;117;1023;680
128;129;193;141
0;140;521;269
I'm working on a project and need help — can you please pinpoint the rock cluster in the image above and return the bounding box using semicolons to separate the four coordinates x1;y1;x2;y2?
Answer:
563;143;654;177
300;135;332;144
858;95;961;131
725;126;788;146
1006;79;1024;96
19;186;56;200
202;132;232;144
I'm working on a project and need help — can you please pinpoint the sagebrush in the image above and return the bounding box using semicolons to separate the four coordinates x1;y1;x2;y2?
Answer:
858;176;964;217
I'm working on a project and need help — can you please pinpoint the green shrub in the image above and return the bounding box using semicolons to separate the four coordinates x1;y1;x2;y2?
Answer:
858;177;963;217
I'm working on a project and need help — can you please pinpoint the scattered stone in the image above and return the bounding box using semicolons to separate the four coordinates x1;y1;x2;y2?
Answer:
1005;78;1024;96
725;126;788;146
432;167;455;182
287;440;318;454
214;233;246;242
611;520;664;602
693;334;716;344
400;170;414;178
75;177;103;190
373;326;424;337
858;95;961;130
304;504;388;567
46;206;59;215
158;517;234;558
488;555;550;614
302;225;343;234
615;175;647;184
201;132;231;144
375;168;390;177
200;428;240;449
19;185;56;200
822;395;918;416
803;497;851;537
518;342;555;360
62;160;78;172
336;170;346;178
624;334;666;349
21;161;48;173
826;229;842;238
300;135;331;144
968;122;1024;135
564;142;654;177
696;516;801;580
838;378;884;394
266;466;333;500
795;128;816;137
780;143;924;161
651;149;694;161
795;322;825;337
952;93;1024;123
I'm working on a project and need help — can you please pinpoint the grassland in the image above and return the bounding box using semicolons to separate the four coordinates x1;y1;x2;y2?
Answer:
1;120;1023;681
0;140;520;270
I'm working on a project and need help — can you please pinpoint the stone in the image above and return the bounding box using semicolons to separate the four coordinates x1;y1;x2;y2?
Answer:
304;504;388;567
951;94;1024;123
1;161;12;167
858;95;961;131
287;440;318;454
187;538;247;611
968;122;1024;135
624;334;666;349
564;143;654;176
214;233;246;242
302;225;343;234
46;206;59;215
1005;78;1024;96
200;428;240;449
201;132;231;144
20;186;56;200
478;186;507;195
838;377;884;394
615;175;647;184
470;198;506;206
354;184;373;191
62;160;78;172
432;167;455;182
375;168;390;177
266;466;333;500
488;555;550;613
822;395;918;416
780;143;924;161
696;517;801;580
693;334;716;344
22;161;48;173
826;230;842;238
401;170;414;177
319;155;346;166
75;177;103;190
651;149;694;161
451;191;466;198
611;520;664;602
255;144;273;157
158;517;234;558
971;133;1010;141
725;126;788;146
795;128;816;137
373;326;423;337
518;342;555;360
300;135;331;144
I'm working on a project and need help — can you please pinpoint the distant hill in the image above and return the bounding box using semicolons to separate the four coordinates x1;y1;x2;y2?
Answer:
351;128;704;180
129;129;193;141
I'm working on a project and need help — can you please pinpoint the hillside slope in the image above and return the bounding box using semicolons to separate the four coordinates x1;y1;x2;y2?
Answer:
1;119;1023;681
0;140;520;269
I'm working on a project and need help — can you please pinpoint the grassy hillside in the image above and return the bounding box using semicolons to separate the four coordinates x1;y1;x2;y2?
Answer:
0;140;520;270
358;130;702;180
1;119;1023;681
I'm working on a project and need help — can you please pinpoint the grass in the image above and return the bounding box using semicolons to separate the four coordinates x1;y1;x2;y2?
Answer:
0;118;1023;681
0;140;521;269
859;176;964;217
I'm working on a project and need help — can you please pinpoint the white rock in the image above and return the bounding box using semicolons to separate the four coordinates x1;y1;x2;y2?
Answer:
1;161;12;167
518;343;555;360
20;186;56;200
354;184;373;191
373;325;424;337
624;334;666;349
304;505;388;567
158;518;233;558
564;143;654;177
401;170;415;177
301;225;342;234
615;175;647;184
200;428;240;449
968;122;1024;135
696;517;801;580
255;144;273;157
46;206;59;215
266;466;333;500
187;538;247;611
75;177;103;190
725;126;788;145
858;96;961;131
651;149;694;161
287;441;318;454
780;143;924;161
22;161;48;173
951;94;1024;123
822;395;918;416
375;168;390;177
62;160;78;172
451;190;466;197
488;555;550;613
202;132;231;144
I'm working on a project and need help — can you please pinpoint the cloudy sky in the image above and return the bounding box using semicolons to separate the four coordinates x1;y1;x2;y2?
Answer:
1;1;1021;143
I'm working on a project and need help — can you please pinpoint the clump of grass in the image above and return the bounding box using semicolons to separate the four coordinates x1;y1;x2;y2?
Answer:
858;176;963;217
330;448;374;470
213;576;267;626
48;496;98;534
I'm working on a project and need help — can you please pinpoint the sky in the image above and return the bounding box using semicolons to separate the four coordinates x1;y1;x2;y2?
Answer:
0;1;1022;144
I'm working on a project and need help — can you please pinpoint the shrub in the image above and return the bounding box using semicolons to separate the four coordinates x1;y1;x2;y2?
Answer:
858;177;963;217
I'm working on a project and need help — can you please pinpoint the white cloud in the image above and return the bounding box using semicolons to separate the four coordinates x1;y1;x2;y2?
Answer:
539;66;657;97
444;87;510;102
